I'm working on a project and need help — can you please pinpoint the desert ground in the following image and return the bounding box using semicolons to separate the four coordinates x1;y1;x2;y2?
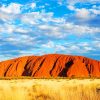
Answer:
0;78;100;100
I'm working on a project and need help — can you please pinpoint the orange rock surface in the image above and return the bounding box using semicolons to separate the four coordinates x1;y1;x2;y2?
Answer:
0;54;100;77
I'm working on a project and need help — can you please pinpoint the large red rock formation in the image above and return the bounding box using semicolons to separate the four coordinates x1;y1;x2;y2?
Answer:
0;54;100;77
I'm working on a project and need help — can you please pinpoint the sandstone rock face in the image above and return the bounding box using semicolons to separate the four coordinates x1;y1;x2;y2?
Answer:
0;54;100;77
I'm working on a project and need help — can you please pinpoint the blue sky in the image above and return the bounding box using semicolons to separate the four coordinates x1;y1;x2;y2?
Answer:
0;0;100;61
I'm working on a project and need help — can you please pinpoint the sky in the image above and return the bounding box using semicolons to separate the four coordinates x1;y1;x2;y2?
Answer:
0;0;100;61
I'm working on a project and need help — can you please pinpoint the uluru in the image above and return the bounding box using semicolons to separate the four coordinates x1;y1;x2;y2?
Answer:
0;54;100;78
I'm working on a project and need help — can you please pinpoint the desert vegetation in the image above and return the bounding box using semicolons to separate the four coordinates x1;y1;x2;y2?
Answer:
0;79;100;100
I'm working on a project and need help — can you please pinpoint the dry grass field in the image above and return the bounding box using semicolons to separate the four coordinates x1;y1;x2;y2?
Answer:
0;78;100;100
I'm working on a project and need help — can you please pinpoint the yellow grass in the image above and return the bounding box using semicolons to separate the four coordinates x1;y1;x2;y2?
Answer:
0;79;100;100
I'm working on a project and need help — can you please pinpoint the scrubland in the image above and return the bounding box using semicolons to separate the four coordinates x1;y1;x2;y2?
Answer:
0;78;100;100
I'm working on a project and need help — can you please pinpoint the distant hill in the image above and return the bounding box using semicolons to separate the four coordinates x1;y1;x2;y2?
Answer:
0;54;100;77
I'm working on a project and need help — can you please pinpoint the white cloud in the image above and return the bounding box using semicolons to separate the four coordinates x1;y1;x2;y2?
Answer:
0;7;99;39
38;24;64;37
0;11;16;22
93;40;100;48
67;0;100;5
90;9;100;15
39;25;58;31
70;45;80;50
21;12;39;25
68;5;92;20
41;40;95;54
60;23;100;36
42;41;66;52
5;34;37;46
67;5;75;10
77;42;89;46
1;4;99;38
83;47;93;51
0;3;21;14
0;24;14;33
31;3;36;9
76;8;91;20
42;41;54;48
67;3;100;20
14;28;29;33
37;21;100;38
20;11;54;25
0;23;30;34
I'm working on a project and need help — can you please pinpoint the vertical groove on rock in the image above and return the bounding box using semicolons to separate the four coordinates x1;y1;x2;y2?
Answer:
50;56;61;76
4;64;13;76
90;64;93;76
85;64;89;76
98;62;100;72
58;59;73;77
22;59;33;76
33;57;46;76
16;61;21;71
30;57;42;69
83;58;90;77
22;56;41;76
28;57;42;76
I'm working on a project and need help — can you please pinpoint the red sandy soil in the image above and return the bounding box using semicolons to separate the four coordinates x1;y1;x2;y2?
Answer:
0;54;100;77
